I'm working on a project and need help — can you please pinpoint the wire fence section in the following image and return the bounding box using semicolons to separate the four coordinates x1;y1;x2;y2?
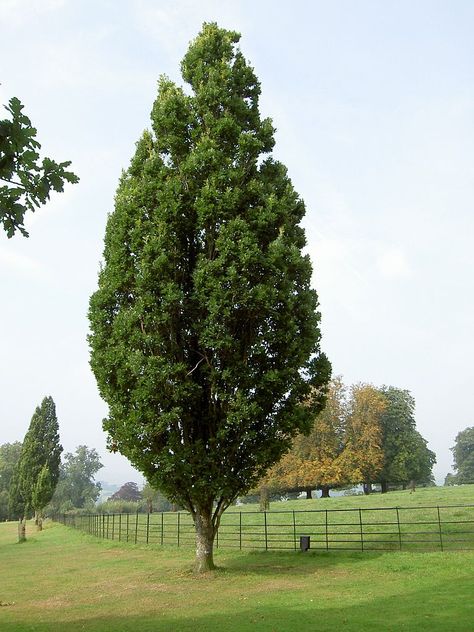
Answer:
55;504;474;552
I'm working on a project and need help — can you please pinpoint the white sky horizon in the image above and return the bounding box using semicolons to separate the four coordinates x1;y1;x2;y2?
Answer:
1;1;473;487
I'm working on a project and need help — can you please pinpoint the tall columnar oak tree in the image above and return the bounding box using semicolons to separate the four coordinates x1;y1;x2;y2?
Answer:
88;23;330;572
15;396;62;534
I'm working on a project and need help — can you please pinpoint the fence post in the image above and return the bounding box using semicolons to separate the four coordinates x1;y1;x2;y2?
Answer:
161;512;164;546
437;506;444;551
107;514;110;539
293;511;297;551
396;508;402;550
135;509;139;544
359;508;364;551
264;511;268;551
118;514;122;541
239;512;242;550
325;509;329;551
126;512;129;542
177;512;180;547
146;512;150;544
102;514;105;539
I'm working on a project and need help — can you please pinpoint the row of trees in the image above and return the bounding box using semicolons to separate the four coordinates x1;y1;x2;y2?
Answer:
257;378;436;500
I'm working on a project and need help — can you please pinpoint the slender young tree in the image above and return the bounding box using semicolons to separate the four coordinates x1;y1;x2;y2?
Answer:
15;396;62;534
88;23;330;572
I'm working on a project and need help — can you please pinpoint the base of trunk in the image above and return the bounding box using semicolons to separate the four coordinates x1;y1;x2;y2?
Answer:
320;486;330;498
18;519;26;543
194;510;217;573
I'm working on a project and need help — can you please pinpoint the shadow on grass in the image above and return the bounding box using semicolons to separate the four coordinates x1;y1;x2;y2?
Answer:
214;548;384;577
1;578;473;632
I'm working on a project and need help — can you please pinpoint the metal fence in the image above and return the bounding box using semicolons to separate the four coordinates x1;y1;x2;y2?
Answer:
55;504;474;552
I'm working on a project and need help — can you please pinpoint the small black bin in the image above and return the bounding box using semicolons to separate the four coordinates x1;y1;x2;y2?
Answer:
300;535;310;552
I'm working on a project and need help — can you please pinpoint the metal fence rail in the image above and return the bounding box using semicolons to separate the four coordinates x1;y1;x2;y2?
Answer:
54;504;474;552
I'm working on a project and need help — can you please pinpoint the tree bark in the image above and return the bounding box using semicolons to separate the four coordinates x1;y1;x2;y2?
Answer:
259;487;270;511
194;509;217;573
37;510;43;531
306;489;312;499
18;518;26;543
363;482;372;495
381;481;388;494
320;486;330;498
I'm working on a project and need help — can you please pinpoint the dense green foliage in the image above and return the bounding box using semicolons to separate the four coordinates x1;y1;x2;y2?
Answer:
0;97;79;237
88;23;330;569
0;441;22;520
49;445;103;513
11;396;62;523
448;426;474;484
379;387;436;490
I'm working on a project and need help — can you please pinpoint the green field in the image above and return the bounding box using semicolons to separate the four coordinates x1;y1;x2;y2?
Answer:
1;486;474;631
68;484;474;552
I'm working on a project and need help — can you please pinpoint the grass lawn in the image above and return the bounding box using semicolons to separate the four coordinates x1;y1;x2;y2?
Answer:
1;489;474;632
71;484;474;552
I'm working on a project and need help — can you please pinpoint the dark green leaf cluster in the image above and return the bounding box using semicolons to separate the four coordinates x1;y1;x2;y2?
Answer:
0;97;79;237
89;23;330;519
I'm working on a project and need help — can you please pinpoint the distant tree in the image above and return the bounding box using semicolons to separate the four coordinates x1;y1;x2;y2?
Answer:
260;378;347;499
0;96;79;237
444;472;457;486
0;441;22;521
88;23;330;572
13;396;62;536
378;387;435;491
141;482;173;513
403;430;436;489
340;384;386;494
110;481;141;502
50;445;103;512
450;427;474;484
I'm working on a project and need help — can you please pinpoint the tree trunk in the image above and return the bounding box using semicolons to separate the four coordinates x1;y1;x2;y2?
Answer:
306;489;312;499
320;486;330;498
259;487;270;511
18;518;26;543
194;509;217;573
37;510;43;531
363;482;372;495
381;481;388;494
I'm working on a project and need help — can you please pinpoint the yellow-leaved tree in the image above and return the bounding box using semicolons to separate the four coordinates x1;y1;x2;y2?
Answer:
338;383;387;494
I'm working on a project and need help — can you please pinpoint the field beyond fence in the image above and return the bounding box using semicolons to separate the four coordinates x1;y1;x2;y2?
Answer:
55;503;474;553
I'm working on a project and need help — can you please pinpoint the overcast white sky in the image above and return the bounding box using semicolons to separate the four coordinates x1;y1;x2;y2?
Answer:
1;1;473;486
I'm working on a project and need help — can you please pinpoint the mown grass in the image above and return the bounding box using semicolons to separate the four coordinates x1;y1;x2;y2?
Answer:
1;486;474;631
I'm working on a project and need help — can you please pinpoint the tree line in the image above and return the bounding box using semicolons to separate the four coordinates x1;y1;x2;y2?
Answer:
257;377;436;502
